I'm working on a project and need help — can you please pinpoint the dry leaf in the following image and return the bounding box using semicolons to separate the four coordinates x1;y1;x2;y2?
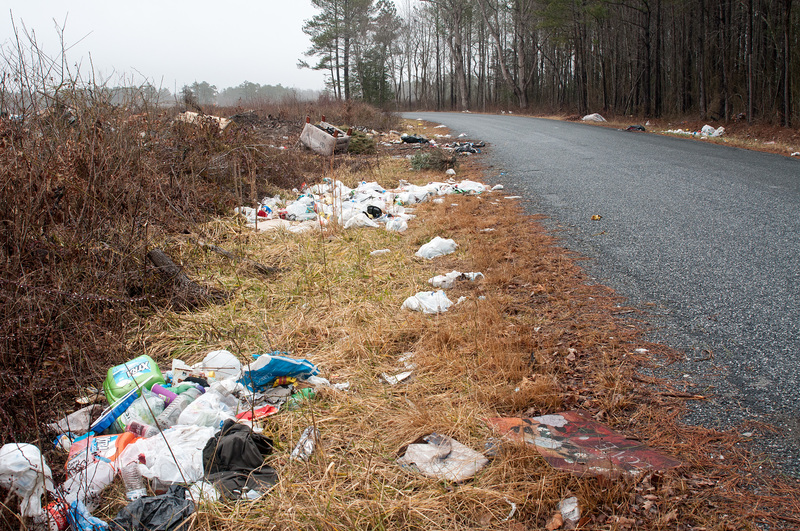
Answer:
546;513;564;530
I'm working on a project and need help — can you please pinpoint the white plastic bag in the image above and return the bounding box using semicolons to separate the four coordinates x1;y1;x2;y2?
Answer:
178;390;238;427
428;270;484;289
454;180;485;194
62;460;114;512
0;444;54;517
581;113;606;122
415;237;457;259
198;349;242;381
401;291;453;314
344;212;379;229
385;218;408;232
120;425;216;485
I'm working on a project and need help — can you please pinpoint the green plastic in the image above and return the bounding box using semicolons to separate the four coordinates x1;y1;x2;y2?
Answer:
103;355;165;405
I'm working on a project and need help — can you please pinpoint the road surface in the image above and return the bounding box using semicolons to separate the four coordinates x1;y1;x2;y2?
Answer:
404;112;800;477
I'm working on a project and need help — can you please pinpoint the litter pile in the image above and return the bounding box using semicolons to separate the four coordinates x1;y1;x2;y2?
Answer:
662;124;725;138
234;177;489;234
0;349;345;530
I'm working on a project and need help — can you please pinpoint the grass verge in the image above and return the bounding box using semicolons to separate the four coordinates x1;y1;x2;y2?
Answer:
126;125;800;530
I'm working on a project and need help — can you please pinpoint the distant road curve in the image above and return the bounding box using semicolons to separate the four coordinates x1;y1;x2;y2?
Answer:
403;112;800;477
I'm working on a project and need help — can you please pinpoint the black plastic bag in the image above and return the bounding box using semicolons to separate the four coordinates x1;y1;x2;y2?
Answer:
109;485;194;531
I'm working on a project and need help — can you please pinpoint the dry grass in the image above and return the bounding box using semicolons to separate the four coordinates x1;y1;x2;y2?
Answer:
125;135;800;530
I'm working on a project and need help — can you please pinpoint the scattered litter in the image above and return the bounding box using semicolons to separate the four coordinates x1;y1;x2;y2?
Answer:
480;228;496;232
370;249;391;256
381;371;413;385
401;133;429;144
385;218;408;232
291;426;320;461
397;433;488;482
582;113;606;122
663;125;725;138
504;498;517;521
634;348;649;354
491;184;504;191
445;168;456;176
559;497;581;529
174;111;231;132
402;291;453;314
0;443;54;517
791;152;799;157
450;141;484;154
454;180;486;194
415;237;458;259
625;125;645;132
591;214;602;221
434;124;447;129
428;270;484;289
504;196;522;200
285;388;316;411
458;133;468;138
485;411;681;477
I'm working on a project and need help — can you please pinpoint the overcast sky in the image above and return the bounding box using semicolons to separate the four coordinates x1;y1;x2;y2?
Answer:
2;1;328;92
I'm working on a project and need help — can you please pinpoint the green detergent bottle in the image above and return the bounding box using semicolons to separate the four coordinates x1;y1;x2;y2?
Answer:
103;355;165;405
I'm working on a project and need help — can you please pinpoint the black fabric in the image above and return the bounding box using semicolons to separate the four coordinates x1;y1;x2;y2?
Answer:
201;419;277;499
109;485;194;531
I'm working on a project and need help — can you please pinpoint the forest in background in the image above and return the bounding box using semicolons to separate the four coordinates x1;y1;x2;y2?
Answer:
302;0;797;125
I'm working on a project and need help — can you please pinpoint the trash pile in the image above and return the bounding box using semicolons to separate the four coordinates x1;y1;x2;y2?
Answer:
662;124;725;138
234;177;489;234
0;349;346;530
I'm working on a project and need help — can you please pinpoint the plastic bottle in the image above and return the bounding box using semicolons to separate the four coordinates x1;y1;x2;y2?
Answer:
155;386;202;428
125;421;159;438
121;461;146;501
151;384;177;405
285;388;316;410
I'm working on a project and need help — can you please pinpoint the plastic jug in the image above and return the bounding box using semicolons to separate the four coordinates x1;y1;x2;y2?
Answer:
103;355;165;405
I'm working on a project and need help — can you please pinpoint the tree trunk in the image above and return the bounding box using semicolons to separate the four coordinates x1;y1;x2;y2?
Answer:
747;0;754;123
147;249;226;308
784;0;793;126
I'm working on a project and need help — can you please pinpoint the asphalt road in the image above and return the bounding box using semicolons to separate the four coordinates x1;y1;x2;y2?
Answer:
404;112;800;477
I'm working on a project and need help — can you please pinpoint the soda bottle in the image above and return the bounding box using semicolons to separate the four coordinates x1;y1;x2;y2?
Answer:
125;421;159;438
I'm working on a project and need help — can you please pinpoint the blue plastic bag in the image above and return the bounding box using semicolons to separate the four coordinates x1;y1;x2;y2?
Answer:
239;352;319;390
68;499;108;530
